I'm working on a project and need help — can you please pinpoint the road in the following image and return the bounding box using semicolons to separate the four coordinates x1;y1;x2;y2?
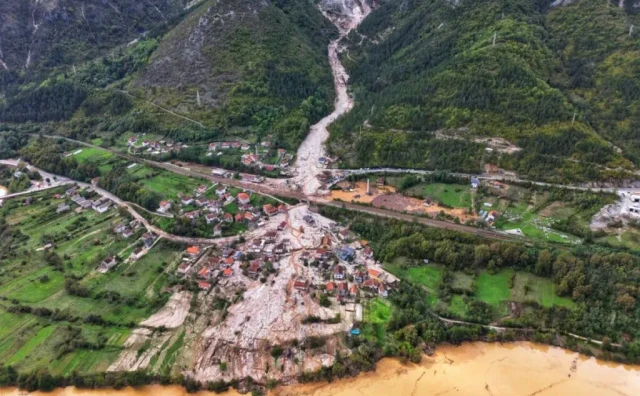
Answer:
0;159;239;246
30;135;525;241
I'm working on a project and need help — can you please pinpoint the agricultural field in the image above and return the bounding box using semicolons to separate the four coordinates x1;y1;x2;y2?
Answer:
0;188;182;374
384;259;575;322
407;183;473;208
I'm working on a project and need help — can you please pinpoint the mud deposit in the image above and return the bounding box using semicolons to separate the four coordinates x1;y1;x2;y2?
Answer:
4;342;640;396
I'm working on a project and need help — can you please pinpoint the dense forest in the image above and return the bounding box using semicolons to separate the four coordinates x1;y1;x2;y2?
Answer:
329;0;640;182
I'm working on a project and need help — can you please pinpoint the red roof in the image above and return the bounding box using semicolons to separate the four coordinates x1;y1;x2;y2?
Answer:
223;268;233;277
187;246;200;255
224;257;234;265
263;204;277;214
198;281;211;290
368;269;381;278
237;192;250;201
326;282;335;291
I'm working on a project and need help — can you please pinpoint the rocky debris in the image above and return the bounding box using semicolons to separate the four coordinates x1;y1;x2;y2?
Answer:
107;328;173;372
142;291;192;329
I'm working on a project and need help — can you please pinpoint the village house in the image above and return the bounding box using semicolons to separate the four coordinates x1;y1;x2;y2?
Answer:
221;142;231;150
354;270;366;283
208;142;219;151
349;284;359;297
186;246;200;257
177;262;193;276
338;229;351;241
263;204;278;216
235;213;247;223
197;185;208;195
326;281;336;294
207;256;221;269
127;136;138;146
57;203;71;214
213;223;223;236
158;201;172;213
247;260;262;277
237;192;251;205
94;202;111;214
205;213;218;224
333;265;347;280
181;196;194;206
142;233;155;248
215;186;227;196
198;281;211;290
130;247;144;261
231;141;241;149
195;197;208;207
368;268;381;279
241;143;251;151
337;282;348;297
278;221;287;231
223;213;234;223
185;210;200;221
251;239;264;253
65;187;78;196
121;228;134;239
264;231;277;243
222;248;235;258
294;279;309;291
363;278;379;291
222;268;233;277
314;248;328;261
274;243;286;255
378;283;388;298
336;247;356;262
114;222;127;234
99;255;118;272
278;204;287;214
223;257;234;268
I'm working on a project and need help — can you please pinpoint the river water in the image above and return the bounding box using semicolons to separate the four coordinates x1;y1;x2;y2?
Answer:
2;342;639;396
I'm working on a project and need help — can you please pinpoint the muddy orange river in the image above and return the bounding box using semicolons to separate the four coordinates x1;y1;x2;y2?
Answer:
2;342;639;396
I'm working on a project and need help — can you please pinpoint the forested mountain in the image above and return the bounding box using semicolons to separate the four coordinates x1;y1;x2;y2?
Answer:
0;0;337;151
130;0;338;146
0;0;187;71
329;0;640;182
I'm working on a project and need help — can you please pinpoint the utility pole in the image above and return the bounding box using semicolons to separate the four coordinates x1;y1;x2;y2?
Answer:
630;25;635;37
493;32;497;47
196;90;201;106
572;111;577;125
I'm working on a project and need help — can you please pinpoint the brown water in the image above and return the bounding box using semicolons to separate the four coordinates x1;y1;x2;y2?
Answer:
2;342;639;396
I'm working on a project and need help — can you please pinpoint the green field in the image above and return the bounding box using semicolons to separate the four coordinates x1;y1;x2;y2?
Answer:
408;183;472;208
0;189;182;374
384;258;442;292
385;258;575;319
140;171;201;200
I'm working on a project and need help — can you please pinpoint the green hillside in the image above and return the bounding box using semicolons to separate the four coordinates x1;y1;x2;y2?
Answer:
0;0;338;151
329;0;640;182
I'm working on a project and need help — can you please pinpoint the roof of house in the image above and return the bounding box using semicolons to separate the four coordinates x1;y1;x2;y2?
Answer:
187;246;200;255
223;268;233;276
368;269;381;278
237;192;250;201
326;282;336;291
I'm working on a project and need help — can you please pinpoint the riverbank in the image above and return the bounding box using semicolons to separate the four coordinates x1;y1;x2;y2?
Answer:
2;342;639;396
